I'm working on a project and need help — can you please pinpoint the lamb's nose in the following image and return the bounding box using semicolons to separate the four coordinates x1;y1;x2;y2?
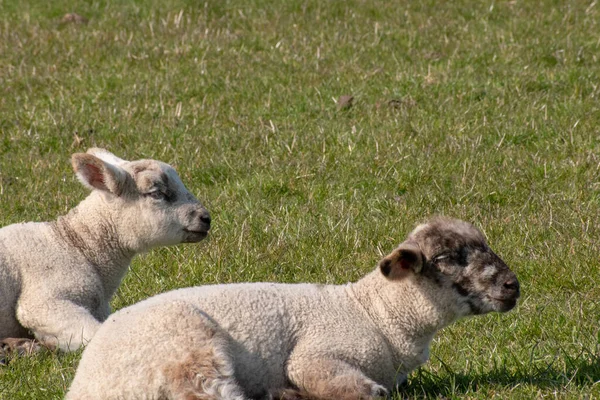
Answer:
503;278;520;296
199;210;211;227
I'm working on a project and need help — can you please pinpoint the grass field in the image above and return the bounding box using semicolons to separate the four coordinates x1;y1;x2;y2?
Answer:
1;0;600;398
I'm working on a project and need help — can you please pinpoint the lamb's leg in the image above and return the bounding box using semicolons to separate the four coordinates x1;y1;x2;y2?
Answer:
162;344;248;400
283;358;388;400
67;300;249;400
1;337;41;355
16;299;101;352
160;311;248;400
0;338;42;366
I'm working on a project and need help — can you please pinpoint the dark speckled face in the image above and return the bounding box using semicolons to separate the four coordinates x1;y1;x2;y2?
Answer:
409;217;520;316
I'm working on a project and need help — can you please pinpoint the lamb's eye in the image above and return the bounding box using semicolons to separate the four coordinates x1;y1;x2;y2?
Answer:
433;254;449;263
145;190;165;200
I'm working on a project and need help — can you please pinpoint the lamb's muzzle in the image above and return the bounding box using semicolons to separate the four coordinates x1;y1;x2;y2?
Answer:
182;209;211;242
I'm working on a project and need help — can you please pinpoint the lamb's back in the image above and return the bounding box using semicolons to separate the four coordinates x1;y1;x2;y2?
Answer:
89;282;361;396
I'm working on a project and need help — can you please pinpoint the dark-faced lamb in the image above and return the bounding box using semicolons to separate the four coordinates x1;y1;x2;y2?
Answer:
0;148;211;357
66;217;519;400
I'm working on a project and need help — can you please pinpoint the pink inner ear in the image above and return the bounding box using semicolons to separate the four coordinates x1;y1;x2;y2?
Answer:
83;162;106;189
399;258;411;270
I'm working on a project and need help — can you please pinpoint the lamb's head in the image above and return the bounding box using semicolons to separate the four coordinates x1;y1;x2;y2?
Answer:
379;217;519;317
71;148;211;250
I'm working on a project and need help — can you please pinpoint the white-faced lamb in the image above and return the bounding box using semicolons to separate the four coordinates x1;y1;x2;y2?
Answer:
0;148;211;358
66;217;519;400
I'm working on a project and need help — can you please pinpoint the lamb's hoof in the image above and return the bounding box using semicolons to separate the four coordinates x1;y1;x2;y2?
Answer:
370;384;389;398
1;338;41;356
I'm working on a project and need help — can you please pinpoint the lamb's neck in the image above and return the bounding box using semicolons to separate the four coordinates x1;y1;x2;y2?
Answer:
51;194;135;295
348;271;459;368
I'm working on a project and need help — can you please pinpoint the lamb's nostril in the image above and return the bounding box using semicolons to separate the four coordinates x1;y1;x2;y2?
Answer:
199;212;211;226
503;279;519;293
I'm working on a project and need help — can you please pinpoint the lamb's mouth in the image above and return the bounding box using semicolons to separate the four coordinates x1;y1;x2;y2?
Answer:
183;229;209;243
487;295;518;312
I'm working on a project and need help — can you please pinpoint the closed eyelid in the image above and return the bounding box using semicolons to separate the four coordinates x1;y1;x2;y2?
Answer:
154;184;176;202
150;180;169;191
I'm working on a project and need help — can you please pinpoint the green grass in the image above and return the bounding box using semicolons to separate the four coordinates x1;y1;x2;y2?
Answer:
1;0;600;398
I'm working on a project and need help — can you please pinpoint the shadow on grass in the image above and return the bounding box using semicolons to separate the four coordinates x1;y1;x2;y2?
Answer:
398;354;600;398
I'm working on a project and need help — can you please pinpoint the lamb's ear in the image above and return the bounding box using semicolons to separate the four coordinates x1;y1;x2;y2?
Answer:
72;153;129;196
379;242;423;280
85;148;128;166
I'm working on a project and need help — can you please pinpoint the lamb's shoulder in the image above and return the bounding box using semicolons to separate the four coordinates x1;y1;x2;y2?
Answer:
0;222;104;311
385;332;434;377
0;221;89;274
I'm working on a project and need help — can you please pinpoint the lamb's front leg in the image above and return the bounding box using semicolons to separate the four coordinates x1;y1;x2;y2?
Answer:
281;358;389;400
1;337;41;354
16;299;102;352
